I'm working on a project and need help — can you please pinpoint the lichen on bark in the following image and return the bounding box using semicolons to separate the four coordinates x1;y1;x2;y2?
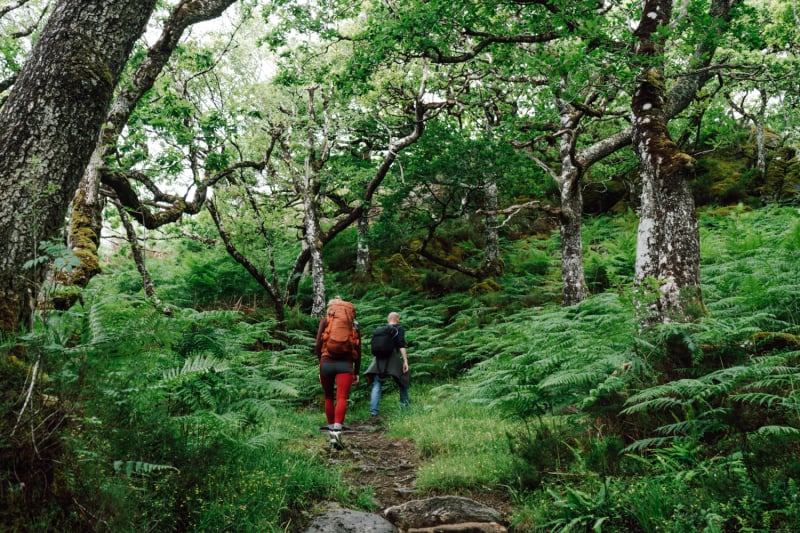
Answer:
631;0;704;325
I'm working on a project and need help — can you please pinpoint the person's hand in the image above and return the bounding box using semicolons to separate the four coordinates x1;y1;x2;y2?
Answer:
353;374;360;385
402;360;409;373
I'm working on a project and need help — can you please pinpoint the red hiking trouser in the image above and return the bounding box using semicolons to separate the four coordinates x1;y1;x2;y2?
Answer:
319;360;354;425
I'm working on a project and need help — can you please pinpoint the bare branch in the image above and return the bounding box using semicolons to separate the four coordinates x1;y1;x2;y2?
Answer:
112;199;161;303
425;30;561;64
0;0;34;19
476;199;561;217
106;0;239;137
104;159;267;229
5;1;49;38
0;73;17;93
179;227;217;245
207;199;285;321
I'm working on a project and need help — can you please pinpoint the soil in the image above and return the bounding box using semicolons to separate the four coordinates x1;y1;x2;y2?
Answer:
320;421;514;518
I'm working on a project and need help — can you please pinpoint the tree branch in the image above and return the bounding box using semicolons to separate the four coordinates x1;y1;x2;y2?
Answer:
103;160;266;229
476;199;561;217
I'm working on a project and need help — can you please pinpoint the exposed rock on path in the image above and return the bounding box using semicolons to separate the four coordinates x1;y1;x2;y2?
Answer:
301;422;512;532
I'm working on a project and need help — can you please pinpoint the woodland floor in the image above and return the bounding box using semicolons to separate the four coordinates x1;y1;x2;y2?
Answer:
318;421;514;518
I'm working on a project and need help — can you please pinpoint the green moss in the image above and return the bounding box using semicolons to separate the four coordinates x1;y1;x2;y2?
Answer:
469;279;501;296
694;153;752;204
763;146;799;201
752;331;800;353
378;253;421;289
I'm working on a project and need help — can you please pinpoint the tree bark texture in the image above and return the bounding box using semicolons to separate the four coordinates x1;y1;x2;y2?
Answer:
483;177;503;277
555;90;589;307
631;0;703;321
559;173;588;306
355;208;371;279
305;193;327;317
0;0;158;331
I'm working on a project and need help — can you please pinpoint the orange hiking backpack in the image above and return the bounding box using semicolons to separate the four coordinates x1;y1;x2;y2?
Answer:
322;299;360;359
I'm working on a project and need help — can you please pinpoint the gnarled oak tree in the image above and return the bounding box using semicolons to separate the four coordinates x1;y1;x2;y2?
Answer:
0;0;158;332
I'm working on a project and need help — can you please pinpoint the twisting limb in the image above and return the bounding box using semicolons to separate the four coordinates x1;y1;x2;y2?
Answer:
476;200;561;217
112;199;162;306
59;0;240;308
206;199;286;322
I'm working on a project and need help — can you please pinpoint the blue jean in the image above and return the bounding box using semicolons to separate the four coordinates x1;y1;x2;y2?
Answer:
370;376;409;415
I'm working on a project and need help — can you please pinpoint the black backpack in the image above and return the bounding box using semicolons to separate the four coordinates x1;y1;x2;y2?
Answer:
370;325;398;360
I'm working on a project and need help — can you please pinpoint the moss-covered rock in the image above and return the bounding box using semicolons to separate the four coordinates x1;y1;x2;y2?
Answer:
379;253;421;289
762;146;799;202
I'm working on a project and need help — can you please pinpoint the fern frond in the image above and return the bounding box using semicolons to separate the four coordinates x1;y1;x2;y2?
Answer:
756;425;800;437
213;410;248;431
623;436;679;452
242;432;281;450
113;460;178;476
654;419;699;436
730;392;788;408
235;398;277;420
258;379;301;398
620;397;684;415
540;369;610;389
161;355;229;382
654;408;730;437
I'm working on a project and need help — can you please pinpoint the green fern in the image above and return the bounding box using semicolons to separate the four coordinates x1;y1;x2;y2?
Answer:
113;460;178;476
460;292;635;420
161;355;229;382
756;425;800;437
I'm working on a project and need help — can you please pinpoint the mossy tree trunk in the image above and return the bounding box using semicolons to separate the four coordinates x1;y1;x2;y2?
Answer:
60;0;238;309
631;0;703;322
0;0;158;332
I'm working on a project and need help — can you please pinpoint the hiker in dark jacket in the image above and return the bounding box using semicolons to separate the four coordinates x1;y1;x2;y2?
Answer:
316;298;361;450
364;312;409;418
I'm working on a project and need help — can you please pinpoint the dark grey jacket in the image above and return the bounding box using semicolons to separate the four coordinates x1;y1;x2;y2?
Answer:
364;325;410;388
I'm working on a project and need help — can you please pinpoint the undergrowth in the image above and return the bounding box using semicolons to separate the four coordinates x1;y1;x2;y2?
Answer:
2;205;799;531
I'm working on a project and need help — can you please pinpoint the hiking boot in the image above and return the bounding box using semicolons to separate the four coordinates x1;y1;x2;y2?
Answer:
329;430;344;450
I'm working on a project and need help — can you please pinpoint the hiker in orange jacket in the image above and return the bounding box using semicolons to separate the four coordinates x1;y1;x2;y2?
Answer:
315;297;361;450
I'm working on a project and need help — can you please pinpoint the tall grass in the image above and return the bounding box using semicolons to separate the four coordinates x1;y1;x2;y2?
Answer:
388;387;517;491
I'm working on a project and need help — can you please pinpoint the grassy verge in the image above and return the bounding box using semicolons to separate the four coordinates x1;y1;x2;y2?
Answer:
386;384;518;492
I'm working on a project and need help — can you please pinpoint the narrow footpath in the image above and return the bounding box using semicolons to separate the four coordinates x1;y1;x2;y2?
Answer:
321;421;513;515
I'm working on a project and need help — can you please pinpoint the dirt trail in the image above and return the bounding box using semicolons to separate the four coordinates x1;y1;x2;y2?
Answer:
321;421;513;516
322;421;422;508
